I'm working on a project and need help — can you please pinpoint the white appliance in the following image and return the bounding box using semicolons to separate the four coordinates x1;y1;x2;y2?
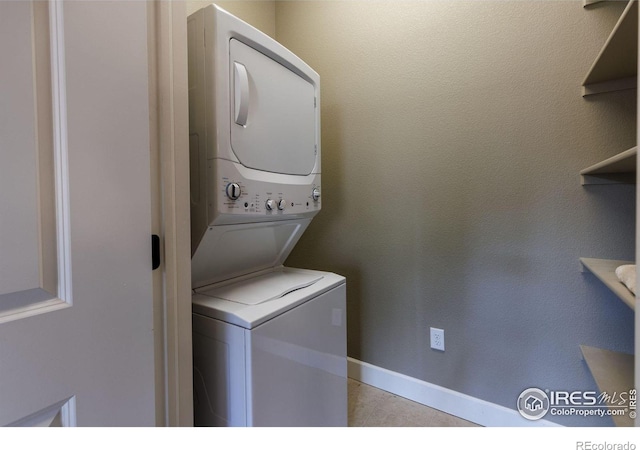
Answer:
187;5;347;427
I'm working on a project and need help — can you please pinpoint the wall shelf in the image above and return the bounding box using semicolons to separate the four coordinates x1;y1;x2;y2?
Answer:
580;345;634;427
582;0;638;96
579;0;637;428
580;146;637;185
580;258;635;310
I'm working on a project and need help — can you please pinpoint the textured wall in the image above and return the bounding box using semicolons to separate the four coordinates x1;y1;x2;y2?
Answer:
276;1;636;426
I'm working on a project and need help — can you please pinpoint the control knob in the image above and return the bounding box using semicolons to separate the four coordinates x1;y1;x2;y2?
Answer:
277;199;286;211
312;188;321;202
265;199;275;211
225;182;241;200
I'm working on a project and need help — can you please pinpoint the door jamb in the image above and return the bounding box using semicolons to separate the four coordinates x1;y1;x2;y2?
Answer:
148;1;193;427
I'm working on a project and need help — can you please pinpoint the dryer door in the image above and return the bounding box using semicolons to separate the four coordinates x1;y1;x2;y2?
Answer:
229;38;317;176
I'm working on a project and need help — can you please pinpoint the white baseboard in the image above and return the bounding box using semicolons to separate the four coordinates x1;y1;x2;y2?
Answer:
347;357;561;427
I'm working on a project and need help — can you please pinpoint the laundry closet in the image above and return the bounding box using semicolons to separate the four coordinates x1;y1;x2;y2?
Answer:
186;0;638;427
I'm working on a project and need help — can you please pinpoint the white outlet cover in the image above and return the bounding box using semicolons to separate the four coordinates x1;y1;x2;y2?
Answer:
430;327;445;351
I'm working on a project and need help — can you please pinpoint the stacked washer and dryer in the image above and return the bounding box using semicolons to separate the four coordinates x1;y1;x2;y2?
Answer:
187;5;347;427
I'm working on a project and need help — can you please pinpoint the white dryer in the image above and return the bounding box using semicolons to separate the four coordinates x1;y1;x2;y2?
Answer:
187;5;347;427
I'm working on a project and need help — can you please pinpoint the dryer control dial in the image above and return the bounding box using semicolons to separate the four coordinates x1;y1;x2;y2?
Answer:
225;182;241;200
277;199;286;211
265;199;275;211
312;188;321;202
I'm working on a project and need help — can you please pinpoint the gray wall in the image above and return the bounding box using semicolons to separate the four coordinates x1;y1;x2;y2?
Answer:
275;1;636;426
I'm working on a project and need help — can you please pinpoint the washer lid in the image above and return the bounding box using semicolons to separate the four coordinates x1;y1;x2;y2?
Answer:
192;267;346;329
197;270;323;305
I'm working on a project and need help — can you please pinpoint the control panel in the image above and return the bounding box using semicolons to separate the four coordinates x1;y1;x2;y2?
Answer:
208;158;321;226
218;176;321;218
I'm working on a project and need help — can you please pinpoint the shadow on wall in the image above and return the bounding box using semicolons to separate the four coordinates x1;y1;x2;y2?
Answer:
286;103;368;354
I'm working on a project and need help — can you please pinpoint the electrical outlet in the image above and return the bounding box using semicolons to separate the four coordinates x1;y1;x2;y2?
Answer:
430;327;445;351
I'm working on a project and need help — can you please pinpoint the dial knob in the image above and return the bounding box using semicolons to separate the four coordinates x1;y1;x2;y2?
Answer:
265;199;275;211
225;182;241;200
312;188;321;202
277;199;286;211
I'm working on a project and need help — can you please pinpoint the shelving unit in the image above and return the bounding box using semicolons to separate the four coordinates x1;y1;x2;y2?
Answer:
579;0;637;427
582;0;638;96
580;345;634;427
580;258;635;310
580;146;637;185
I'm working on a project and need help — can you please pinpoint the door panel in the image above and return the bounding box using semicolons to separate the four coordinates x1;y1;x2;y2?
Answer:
0;1;155;426
0;1;59;314
229;38;317;176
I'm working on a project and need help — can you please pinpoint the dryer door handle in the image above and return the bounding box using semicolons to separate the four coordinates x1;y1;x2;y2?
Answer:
234;62;249;126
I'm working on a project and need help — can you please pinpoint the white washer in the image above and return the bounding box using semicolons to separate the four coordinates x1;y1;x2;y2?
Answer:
192;268;346;426
187;5;347;427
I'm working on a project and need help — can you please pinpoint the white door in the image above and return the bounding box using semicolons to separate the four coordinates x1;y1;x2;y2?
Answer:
0;1;156;426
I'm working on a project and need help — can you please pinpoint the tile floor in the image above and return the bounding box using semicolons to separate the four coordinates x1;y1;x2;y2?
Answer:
348;378;480;427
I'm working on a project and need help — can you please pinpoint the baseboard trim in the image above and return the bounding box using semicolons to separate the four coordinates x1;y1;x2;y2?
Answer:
347;357;561;427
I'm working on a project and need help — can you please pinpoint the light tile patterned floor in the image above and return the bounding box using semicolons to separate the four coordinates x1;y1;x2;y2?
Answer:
348;378;480;427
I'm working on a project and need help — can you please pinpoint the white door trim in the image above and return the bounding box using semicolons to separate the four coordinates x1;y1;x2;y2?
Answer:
149;1;193;427
48;0;72;305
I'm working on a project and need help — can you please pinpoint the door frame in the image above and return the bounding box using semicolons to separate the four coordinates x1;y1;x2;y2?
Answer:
148;1;193;427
